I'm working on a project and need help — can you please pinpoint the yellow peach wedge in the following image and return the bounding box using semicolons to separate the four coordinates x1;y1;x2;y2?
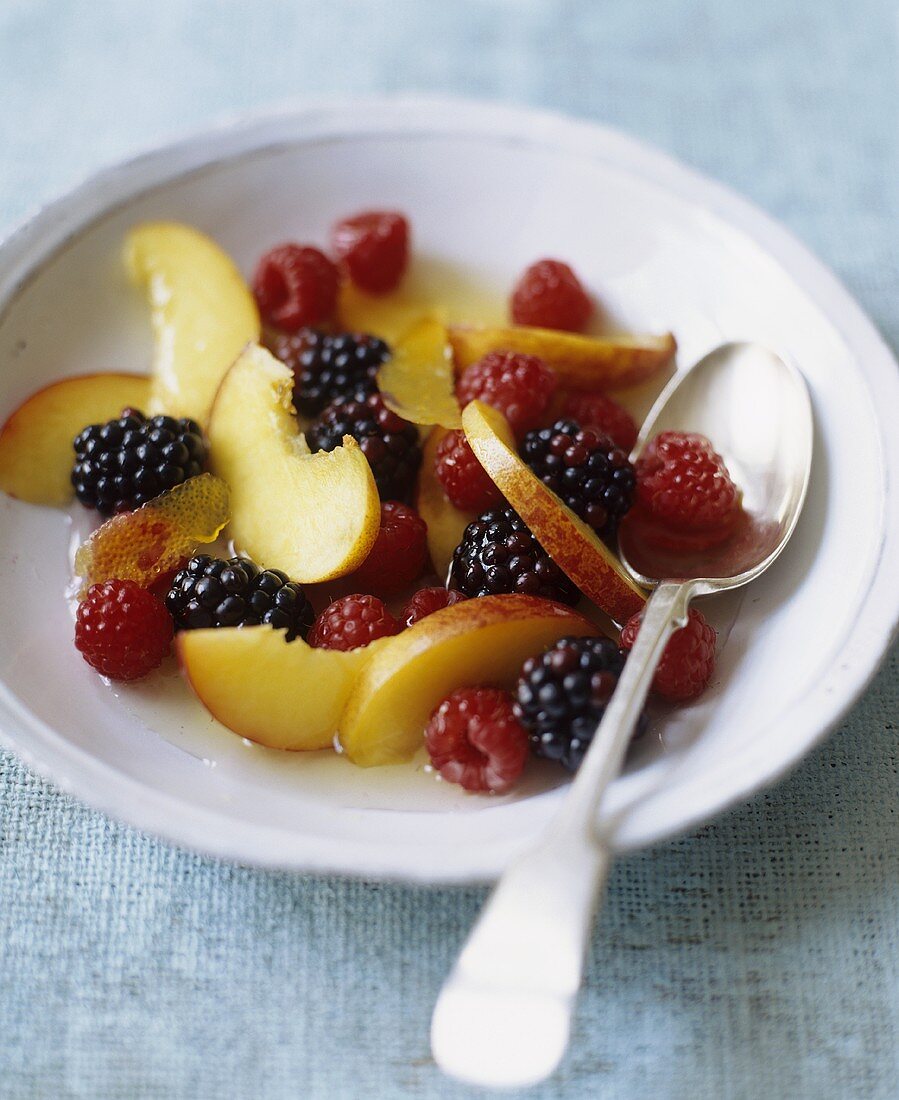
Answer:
462;400;647;624
207;344;380;583
178;627;391;752
126;222;260;425
74;473;230;592
377;318;462;429
415;428;477;580
449;325;676;391
0;373;151;506
340;594;598;767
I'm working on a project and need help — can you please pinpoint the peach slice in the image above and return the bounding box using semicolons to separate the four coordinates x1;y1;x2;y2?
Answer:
340;594;598;767
178;627;390;751
377;318;462;429
0;373;151;506
462;400;647;624
125;222;260;425
415;428;477;580
449;325;676;390
207;344;380;583
74;473;230;592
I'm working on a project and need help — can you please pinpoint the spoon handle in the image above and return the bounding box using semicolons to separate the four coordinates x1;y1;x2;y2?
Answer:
431;580;694;1089
555;579;693;835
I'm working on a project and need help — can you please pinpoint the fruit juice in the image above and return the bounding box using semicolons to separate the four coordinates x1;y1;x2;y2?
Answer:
338;255;507;344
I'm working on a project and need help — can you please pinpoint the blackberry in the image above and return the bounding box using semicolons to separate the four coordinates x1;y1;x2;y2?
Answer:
72;410;205;516
520;418;636;539
514;635;646;772
269;328;390;415
449;506;580;605
166;555;314;641
306;391;421;500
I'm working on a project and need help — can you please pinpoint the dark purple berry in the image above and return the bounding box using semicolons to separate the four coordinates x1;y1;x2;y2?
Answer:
166;555;314;641
449;507;579;605
520;418;635;540
306;391;421;501
72;411;205;516
268;328;390;416
514;635;646;771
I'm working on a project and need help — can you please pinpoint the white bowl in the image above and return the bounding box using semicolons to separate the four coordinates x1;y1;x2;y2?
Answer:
0;98;896;883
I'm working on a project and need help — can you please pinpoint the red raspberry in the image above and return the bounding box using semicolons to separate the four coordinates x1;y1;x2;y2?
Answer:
331;211;409;294
352;501;428;595
510;259;593;332
620;607;717;701
74;579;173;681
252;244;339;331
457;351;557;437
433;429;504;512
635;431;740;550
560;392;638;452
399;587;467;628
425;687;529;793
308;593;401;651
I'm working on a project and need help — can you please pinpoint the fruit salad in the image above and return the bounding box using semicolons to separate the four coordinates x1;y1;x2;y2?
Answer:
0;210;743;796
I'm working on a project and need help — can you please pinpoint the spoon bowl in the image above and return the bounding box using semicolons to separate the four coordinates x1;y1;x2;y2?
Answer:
621;342;813;588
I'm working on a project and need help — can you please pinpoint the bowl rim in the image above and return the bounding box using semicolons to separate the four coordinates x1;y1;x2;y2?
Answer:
0;95;897;881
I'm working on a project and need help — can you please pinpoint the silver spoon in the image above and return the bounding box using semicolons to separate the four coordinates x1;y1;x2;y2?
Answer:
431;342;813;1089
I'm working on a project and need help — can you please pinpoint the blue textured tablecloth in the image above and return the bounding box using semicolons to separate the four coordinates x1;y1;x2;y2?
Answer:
1;2;897;1097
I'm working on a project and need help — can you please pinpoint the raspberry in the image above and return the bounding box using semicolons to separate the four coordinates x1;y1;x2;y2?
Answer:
560;392;638;453
521;419;636;540
331;211;410;294
74;579;173;681
268;328;390;416
510;259;593;333
456;351;557;438
635;431;740;550
425;687;529;793
450;506;579;605
252;244;339;331
399;587;467;627
620;607;716;701
515;635;643;771
306;391;421;501
351;501;428;595
165;555;314;641
308;593;401;651
72;410;205;516
433;429;504;513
